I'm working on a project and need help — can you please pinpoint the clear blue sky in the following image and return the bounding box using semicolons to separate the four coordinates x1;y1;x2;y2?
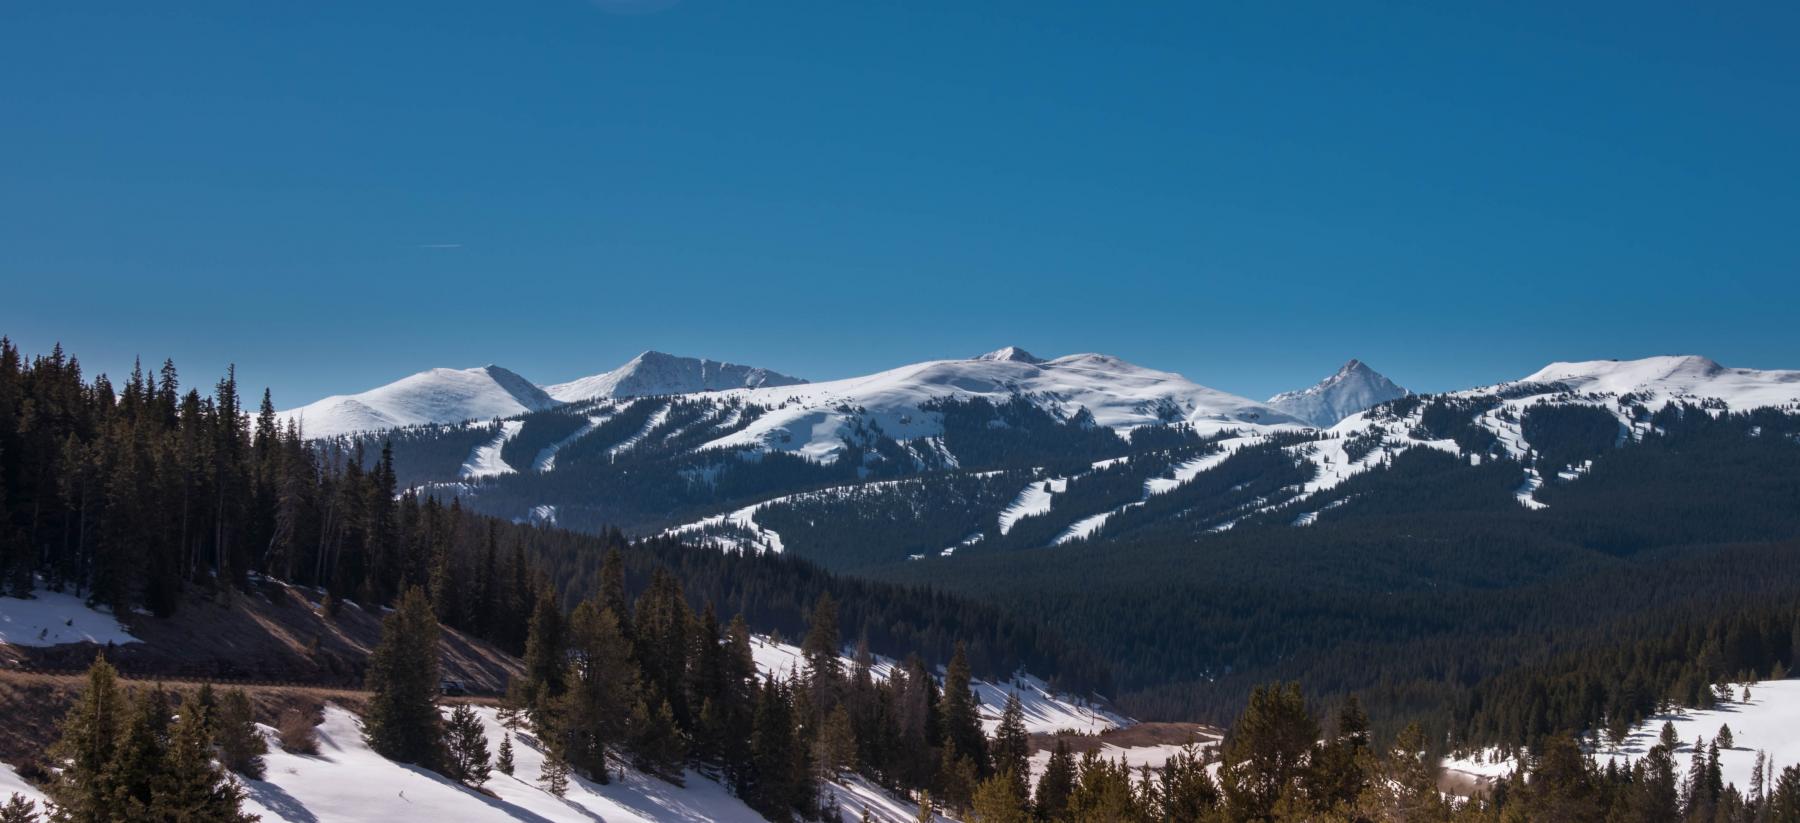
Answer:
3;2;1797;406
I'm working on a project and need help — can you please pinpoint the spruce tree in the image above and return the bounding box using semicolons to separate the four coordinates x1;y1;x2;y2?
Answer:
497;733;515;776
556;600;636;782
445;704;491;787
215;689;267;779
969;770;1032;823
151;707;256;823
1218;682;1317;821
47;655;128;823
1034;738;1076;821
103;687;171;820
518;587;565;725
364;586;442;766
540;749;570;797
988;692;1030;803
940;643;988;777
801;592;843;713
0;794;36;823
750;678;801;820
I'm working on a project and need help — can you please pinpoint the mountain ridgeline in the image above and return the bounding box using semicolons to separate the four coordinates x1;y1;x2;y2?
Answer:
313;348;1800;753
0;339;1106;697
11;336;1800;767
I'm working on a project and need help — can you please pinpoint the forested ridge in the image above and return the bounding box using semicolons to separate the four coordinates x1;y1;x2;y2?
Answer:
0;339;1104;694
873;404;1800;753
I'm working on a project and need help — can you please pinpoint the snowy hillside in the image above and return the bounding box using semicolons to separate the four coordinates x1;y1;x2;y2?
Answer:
280;365;558;439
748;636;1128;736
700;349;1306;463
1444;679;1800;796
1515;355;1800;410
1267;359;1409;427
546;351;806;403
0;586;138;647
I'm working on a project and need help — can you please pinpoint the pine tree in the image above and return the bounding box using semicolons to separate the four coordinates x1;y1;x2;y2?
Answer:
445;704;491;787
1660;720;1681;751
801;592;843;714
1218;682;1317;821
1035;738;1076;821
627;697;685;782
151;706;257;823
1718;723;1736;749
556;599;636;782
517;586;565;725
215;689;267;779
103;687;171;820
47;655;128;823
750;678;802;821
814;703;857;778
540;749;571;797
1157;744;1220;821
497;733;515;776
989;692;1030;804
940;643;988;777
970;769;1032;823
364;586;442;766
0;794;38;823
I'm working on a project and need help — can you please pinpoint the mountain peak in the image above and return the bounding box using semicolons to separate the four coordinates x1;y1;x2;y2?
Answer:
974;346;1044;364
280;364;557;439
1268;359;1409;427
545;352;805;403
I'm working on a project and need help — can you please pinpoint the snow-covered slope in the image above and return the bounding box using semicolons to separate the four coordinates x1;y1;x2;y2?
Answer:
280;365;558;439
546;351;806;403
1267;359;1409;427
1444;678;1800;797
0;702;951;823
748;635;1128;736
701;350;1306;463
0;586;139;647
1515;355;1800;409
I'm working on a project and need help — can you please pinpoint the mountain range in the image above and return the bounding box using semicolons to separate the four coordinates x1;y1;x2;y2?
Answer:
281;351;806;438
280;348;1387;440
304;345;1800;566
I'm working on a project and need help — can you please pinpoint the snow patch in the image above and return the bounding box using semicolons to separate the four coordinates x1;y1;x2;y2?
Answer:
0;586;139;647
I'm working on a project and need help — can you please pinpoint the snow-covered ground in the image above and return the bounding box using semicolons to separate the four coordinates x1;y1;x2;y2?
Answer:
1443;679;1800;794
0;701;949;823
459;420;524;480
531;411;614;472
0;587;139;647
698;350;1305;464
748;636;1128;736
280;365;558;440
609;403;672;460
998;477;1068;535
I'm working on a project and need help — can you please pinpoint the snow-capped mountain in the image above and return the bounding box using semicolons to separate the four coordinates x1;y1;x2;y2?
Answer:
1266;359;1409;427
1510;355;1800;409
701;348;1307;462
279;353;804;439
280;365;558;439
544;350;805;403
973;345;1045;364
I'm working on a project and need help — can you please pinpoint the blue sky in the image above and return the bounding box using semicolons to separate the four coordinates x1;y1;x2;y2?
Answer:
3;2;1797;405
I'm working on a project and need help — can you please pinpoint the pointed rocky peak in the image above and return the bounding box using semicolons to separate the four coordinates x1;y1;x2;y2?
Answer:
974;346;1045;364
1268;359;1409;428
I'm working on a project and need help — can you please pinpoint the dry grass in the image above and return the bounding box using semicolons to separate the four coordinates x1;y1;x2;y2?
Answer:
3;581;521;691
1029;720;1223;756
